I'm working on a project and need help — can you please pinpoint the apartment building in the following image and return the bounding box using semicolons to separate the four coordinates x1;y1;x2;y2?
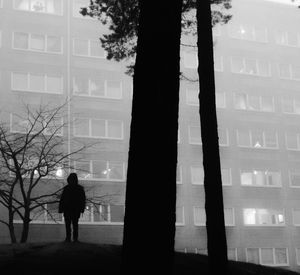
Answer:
1;0;300;272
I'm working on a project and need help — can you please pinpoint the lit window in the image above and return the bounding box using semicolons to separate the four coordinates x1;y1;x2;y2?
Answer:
243;208;285;226
94;205;109;222
73;77;122;99
188;125;202;145
14;0;63;15
241;170;281;187
231;57;270;77
234;93;247;110
76;160;125;181
296;248;300;265
184;51;198;69
191;166;204;185
237;129;277;149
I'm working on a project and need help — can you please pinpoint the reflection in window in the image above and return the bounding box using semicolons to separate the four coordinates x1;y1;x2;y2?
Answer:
231;57;270;76
290;171;300;187
282;97;300;114
176;207;185;225
184;51;198;69
237;129;278;149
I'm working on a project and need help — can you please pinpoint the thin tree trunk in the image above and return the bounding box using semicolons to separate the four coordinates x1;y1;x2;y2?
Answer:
196;0;228;274
20;210;30;243
8;212;17;244
122;1;182;274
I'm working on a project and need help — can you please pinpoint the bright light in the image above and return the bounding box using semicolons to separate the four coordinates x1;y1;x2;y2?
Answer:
254;142;261;148
56;168;63;177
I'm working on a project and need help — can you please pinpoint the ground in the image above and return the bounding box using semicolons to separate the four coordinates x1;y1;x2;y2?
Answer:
0;242;299;275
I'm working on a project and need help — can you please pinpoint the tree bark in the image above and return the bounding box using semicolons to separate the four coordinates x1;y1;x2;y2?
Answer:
8;212;17;244
20;210;30;243
196;0;228;274
122;1;182;274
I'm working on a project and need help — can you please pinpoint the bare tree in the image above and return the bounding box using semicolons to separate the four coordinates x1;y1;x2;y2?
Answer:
0;102;94;243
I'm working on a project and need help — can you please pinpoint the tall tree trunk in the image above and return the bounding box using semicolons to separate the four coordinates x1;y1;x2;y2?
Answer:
122;1;182;274
196;0;228;274
20;210;30;243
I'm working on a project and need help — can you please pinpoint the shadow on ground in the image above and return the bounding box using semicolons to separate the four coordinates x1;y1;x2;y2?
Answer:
0;242;299;275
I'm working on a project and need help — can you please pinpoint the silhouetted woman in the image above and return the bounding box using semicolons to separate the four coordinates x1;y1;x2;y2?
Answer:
59;173;86;242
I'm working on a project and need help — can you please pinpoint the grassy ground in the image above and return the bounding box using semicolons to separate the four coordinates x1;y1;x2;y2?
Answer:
0;242;299;275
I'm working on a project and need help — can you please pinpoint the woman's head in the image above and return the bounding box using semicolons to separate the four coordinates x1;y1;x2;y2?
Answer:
67;173;78;186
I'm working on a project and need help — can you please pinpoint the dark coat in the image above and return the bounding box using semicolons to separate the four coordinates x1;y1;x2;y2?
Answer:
59;183;86;215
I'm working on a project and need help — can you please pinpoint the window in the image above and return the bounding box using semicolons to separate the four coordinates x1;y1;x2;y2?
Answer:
235;93;275;112
279;64;300;80
73;38;106;58
0;31;2;47
75;160;125;181
194;207;235;226
184;51;198;69
282;97;300;114
216;92;226;108
246;248;288;266
214;55;223;72
231;57;271;77
176;166;182;184
293;209;300;225
73;77;122;99
73;0;93;18
176;207;185;226
188;126;202;145
74;118;124;140
243;208;285;226
191;166;204;185
23;203;63;224
237;129;278;149
10;113;63;136
240;169;281;187
296;248;300;265
11;72;62;94
0;0;2;8
275;30;299;47
228;248;238;261
286;132;300;150
229;25;267;43
221;168;232;186
14;0;63;15
186;88;198;106
218;128;229;146
290;170;300;187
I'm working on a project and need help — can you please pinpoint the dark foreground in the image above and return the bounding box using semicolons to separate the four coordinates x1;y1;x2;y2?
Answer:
0;242;299;275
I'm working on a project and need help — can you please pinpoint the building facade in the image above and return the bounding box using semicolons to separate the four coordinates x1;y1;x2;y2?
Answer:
1;0;300;272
